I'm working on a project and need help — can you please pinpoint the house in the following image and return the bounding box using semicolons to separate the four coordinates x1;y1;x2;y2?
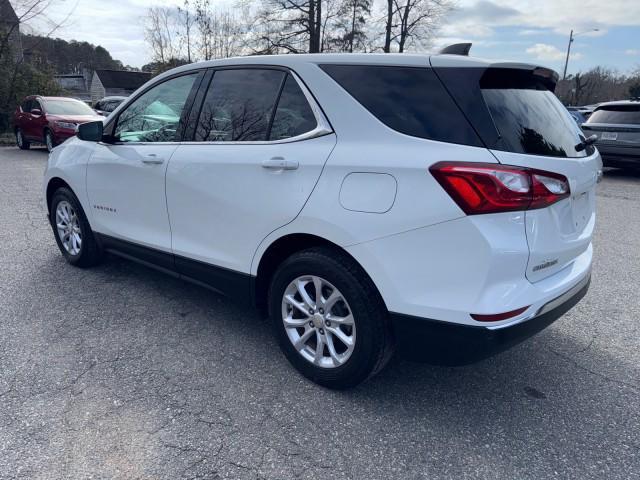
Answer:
54;72;92;103
0;0;23;61
90;70;152;103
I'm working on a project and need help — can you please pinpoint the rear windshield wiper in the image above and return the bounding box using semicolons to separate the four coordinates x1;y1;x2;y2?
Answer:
575;134;598;152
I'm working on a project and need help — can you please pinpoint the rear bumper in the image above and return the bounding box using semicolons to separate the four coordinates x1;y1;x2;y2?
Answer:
391;274;590;365
597;145;640;167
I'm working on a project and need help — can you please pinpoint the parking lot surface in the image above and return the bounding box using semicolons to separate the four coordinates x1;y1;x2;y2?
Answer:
1;146;639;479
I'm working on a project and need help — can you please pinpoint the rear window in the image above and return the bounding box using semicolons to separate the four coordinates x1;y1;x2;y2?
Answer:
480;69;588;158
587;106;640;125
319;65;481;146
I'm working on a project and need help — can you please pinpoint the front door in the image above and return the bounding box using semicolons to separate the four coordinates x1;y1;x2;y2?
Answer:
86;72;201;261
166;68;336;281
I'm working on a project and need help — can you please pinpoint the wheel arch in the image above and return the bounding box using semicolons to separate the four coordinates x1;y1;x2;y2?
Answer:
253;233;387;313
46;177;73;214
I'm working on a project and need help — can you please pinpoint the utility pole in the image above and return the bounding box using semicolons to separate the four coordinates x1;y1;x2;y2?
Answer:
562;30;574;81
562;28;598;81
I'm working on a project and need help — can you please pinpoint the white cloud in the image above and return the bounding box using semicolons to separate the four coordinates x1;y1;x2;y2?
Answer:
526;43;583;61
518;29;547;36
626;49;640;56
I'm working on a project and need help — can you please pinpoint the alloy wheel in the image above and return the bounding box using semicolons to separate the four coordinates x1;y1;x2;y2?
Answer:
281;275;356;368
16;130;23;148
55;200;82;256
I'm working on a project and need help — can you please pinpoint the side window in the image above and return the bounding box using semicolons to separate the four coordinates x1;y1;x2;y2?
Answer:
195;69;285;142
320;64;481;146
114;73;197;143
269;75;317;140
94;101;103;110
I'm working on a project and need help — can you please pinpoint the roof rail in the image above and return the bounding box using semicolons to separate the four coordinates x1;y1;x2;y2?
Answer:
439;43;472;56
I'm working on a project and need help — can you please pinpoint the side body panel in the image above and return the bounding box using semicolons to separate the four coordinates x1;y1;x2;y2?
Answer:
166;134;337;274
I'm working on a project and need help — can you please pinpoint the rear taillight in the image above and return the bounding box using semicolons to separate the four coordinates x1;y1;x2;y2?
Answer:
429;162;570;215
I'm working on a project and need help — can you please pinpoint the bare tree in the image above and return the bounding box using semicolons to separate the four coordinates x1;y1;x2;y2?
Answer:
144;6;184;64
253;0;323;54
193;0;246;60
178;0;196;63
556;67;640;105
382;0;452;53
330;0;371;52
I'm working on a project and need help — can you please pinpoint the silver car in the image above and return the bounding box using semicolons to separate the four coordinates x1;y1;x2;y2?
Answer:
582;100;640;169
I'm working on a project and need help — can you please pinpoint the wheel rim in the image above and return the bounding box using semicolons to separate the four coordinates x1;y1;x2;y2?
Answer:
55;201;82;256
16;130;23;147
281;275;356;368
46;133;53;151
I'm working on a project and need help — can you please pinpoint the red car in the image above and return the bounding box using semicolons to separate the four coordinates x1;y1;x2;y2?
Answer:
14;96;102;152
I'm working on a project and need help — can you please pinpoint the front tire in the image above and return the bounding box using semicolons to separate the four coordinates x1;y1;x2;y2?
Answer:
44;129;55;152
269;247;394;389
49;187;103;267
16;129;30;150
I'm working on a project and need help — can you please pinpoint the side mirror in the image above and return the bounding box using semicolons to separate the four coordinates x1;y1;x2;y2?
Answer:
30;108;42;116
77;121;104;142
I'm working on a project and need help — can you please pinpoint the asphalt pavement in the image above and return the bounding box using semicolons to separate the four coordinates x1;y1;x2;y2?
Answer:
0;146;639;479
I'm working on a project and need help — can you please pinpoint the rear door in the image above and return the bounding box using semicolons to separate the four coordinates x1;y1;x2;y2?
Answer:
166;67;335;280
434;63;601;282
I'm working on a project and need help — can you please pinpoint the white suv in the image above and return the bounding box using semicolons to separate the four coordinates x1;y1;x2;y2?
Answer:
44;52;601;389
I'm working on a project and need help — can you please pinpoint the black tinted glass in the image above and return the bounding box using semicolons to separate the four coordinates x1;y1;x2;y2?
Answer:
22;100;32;111
588;107;640;125
269;75;317;140
480;69;587;158
196;69;285;142
320;65;481;146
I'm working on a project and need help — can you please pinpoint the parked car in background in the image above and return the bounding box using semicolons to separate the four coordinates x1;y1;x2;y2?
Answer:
582;100;640;169
567;108;587;125
14;96;102;152
568;105;599;120
43;52;599;389
93;96;127;116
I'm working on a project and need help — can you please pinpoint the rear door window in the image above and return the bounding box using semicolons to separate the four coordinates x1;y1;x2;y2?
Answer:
269;75;317;140
587;106;640;125
195;69;285;142
319;64;481;146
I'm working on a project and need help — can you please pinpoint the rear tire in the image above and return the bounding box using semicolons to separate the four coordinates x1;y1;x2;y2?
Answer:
268;247;394;389
16;129;30;150
49;187;103;268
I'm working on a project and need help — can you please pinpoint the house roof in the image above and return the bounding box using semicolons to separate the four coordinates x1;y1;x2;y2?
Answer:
94;70;152;90
0;0;19;24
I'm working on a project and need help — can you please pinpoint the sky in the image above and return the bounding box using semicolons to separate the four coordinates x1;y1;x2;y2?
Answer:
22;0;640;74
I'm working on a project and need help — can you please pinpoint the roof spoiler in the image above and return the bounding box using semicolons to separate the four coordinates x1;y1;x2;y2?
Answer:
439;43;472;56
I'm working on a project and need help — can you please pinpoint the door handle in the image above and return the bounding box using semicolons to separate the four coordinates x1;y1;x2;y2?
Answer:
142;153;165;165
262;157;298;170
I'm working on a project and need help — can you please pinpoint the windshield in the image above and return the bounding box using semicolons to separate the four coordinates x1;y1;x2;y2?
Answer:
44;100;95;116
587;107;640;125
